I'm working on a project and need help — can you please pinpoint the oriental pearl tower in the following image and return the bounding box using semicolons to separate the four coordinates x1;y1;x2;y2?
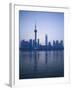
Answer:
34;24;37;48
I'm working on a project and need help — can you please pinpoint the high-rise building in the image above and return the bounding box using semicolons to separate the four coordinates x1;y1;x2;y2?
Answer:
45;34;48;46
38;39;40;47
29;39;33;48
53;40;55;46
48;42;51;46
56;40;59;45
60;40;63;46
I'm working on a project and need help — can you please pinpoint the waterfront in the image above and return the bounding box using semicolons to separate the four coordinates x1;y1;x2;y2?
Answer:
19;50;64;79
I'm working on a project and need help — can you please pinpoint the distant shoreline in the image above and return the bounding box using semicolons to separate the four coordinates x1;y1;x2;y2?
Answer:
19;48;64;52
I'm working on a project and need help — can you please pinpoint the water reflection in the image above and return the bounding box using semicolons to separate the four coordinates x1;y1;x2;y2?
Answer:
19;50;64;79
34;51;38;72
45;51;48;64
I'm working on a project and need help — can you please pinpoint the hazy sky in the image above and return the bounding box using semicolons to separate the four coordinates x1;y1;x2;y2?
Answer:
19;10;64;45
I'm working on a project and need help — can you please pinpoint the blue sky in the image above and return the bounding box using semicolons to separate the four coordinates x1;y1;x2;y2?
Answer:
19;10;64;45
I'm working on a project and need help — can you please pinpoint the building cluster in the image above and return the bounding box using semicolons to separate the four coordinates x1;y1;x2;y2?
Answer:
20;24;64;51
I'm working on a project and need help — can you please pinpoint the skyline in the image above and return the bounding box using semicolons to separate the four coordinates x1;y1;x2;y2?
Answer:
19;10;64;45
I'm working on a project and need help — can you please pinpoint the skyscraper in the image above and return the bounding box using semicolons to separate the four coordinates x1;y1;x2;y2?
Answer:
45;34;48;46
29;39;33;48
38;39;40;47
53;40;55;46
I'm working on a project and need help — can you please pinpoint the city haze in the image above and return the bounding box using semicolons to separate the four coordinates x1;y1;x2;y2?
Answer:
19;10;64;45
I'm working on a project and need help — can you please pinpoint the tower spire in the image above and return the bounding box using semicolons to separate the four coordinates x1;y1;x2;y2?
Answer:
35;23;36;30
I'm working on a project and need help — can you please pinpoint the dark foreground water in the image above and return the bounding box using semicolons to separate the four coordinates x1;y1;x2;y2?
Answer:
19;51;64;79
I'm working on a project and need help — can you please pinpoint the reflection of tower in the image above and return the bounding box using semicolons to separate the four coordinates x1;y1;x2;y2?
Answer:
34;24;37;48
34;51;37;72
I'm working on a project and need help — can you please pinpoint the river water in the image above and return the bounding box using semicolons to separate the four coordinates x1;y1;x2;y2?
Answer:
19;51;64;79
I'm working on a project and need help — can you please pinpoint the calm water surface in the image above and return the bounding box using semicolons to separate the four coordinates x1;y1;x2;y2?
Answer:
19;51;64;79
